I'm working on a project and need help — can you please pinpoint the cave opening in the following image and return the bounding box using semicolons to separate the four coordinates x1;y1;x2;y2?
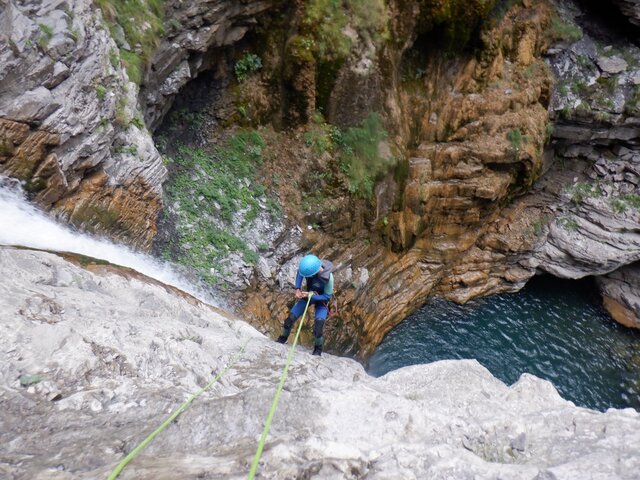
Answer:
574;0;640;47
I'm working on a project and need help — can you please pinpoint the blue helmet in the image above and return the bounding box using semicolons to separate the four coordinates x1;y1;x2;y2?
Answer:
299;254;322;277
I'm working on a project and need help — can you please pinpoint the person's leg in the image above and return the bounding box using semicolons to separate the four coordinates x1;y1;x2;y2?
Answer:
312;303;328;355
276;299;306;343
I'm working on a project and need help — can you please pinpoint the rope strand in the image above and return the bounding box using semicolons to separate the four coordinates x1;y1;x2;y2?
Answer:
247;294;314;479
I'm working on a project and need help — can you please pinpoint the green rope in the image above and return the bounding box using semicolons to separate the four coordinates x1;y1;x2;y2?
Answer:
107;338;250;480
248;294;314;479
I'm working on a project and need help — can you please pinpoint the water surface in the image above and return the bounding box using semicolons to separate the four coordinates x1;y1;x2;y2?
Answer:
369;276;640;411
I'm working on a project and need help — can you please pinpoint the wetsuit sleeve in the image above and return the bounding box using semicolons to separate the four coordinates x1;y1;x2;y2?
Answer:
294;271;303;289
312;273;333;302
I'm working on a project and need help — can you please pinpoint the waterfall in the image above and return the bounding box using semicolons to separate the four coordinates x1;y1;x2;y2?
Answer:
0;177;213;304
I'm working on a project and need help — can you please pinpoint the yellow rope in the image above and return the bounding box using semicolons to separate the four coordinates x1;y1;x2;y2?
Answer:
247;294;314;479
107;339;250;480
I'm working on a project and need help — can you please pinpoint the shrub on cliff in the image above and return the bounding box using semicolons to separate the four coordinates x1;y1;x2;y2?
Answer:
235;53;263;82
335;113;393;199
96;0;165;84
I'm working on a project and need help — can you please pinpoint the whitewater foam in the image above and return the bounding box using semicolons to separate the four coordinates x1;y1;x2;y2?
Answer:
0;177;213;304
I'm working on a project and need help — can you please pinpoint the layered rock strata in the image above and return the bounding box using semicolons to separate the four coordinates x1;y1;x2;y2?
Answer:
245;1;557;355
597;264;640;328
0;0;166;249
2;246;639;479
0;0;276;250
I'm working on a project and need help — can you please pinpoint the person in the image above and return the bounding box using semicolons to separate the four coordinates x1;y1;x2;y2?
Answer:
276;254;334;356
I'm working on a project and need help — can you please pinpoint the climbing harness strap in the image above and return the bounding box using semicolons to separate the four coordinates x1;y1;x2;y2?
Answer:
329;289;339;318
107;338;250;480
247;294;314;480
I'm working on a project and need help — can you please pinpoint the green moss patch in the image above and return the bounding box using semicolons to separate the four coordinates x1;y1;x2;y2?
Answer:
163;130;280;286
96;0;165;84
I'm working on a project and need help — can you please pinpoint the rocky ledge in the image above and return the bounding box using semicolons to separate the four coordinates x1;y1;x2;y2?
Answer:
1;246;638;479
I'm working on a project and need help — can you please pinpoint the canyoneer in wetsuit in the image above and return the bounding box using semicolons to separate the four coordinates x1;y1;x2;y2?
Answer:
276;254;334;356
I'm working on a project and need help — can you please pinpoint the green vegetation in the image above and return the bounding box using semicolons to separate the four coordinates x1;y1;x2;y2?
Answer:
571;80;587;94
610;198;627;214
545;122;554;142
546;15;582;44
304;112;339;155
625;86;640;115
95;84;107;101
596;75;617;94
298;0;389;107
557;81;569;96
130;115;145;130
165;131;279;285
530;217;547;237
569;182;602;203
115;96;129;127
38;23;54;48
234;53;262;82
169;109;205;130
608;194;640;214
576;54;591;68
506;128;526;152
623;194;640;209
335;113;392;198
558;216;579;231
302;0;389;61
119;49;144;84
109;48;120;69
95;0;165;84
39;23;54;39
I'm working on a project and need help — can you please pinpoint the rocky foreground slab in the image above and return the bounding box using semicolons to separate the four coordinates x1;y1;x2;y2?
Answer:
0;246;638;479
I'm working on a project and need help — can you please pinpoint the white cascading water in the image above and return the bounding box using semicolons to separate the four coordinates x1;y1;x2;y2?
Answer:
0;177;213;304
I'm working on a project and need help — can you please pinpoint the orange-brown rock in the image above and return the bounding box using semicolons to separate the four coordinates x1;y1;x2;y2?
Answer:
244;1;556;359
0;119;160;250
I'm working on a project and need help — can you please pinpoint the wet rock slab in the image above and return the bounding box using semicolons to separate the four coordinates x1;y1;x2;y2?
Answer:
1;246;639;479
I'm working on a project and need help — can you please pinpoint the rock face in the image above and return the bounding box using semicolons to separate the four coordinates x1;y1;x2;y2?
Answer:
2;246;639;479
0;0;277;250
244;1;558;355
613;0;640;26
0;0;166;249
142;0;277;129
597;264;640;328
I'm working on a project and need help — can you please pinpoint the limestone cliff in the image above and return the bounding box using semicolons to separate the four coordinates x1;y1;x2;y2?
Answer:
0;0;276;250
2;246;639;479
242;0;640;355
0;0;165;249
4;0;640;358
243;0;558;355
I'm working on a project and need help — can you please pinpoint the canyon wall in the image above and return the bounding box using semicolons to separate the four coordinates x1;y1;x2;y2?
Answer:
0;0;276;250
3;0;640;356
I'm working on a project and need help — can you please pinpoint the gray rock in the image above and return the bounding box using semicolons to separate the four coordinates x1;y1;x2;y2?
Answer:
43;61;70;89
597;56;628;74
596;263;640;328
1;86;61;122
0;0;167;249
257;256;272;280
1;246;639;479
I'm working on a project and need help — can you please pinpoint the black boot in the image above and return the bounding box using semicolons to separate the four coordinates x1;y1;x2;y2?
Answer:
312;345;322;356
276;335;288;344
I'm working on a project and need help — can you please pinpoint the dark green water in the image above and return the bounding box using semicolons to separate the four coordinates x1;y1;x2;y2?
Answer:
368;276;640;411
